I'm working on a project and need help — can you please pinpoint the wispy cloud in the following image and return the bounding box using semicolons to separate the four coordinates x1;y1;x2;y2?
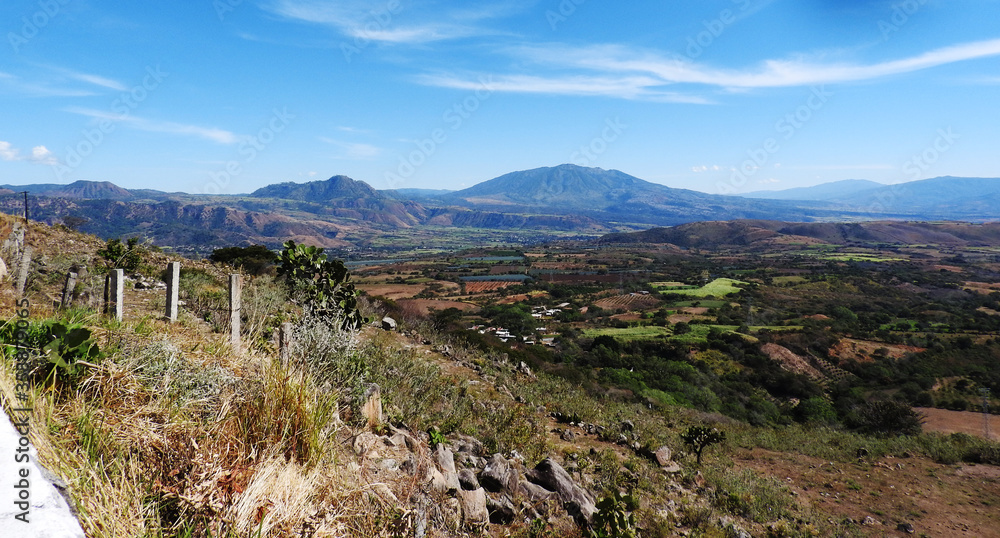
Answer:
65;107;239;144
263;0;513;44
419;38;1000;102
40;65;129;91
320;137;381;159
0;65;128;97
0;141;59;165
416;73;711;103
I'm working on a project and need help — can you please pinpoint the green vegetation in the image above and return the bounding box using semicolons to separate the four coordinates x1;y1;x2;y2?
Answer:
681;426;726;465
97;236;146;273
277;240;368;330
655;278;747;297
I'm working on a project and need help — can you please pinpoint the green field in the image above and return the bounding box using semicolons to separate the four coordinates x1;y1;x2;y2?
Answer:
656;278;747;297
582;326;672;341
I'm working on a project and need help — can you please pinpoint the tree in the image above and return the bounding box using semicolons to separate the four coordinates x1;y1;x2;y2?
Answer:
209;244;278;276
277;240;368;330
851;400;923;437
681;426;726;465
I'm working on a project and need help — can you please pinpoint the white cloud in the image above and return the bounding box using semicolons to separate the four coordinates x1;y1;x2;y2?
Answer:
320;137;381;159
0;141;60;165
416;73;711;104
420;38;1000;101
29;146;58;165
0;141;20;161
757;178;781;184
264;0;490;44
64;107;239;144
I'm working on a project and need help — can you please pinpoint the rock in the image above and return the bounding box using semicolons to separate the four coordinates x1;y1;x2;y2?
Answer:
693;471;706;488
621;419;635;431
436;444;457;474
352;432;381;456
518;361;535;378
518;480;558;502
861;516;878;526
479;453;518;494
561;429;575;441
453;435;484;456
372;483;398;504
458;469;480;491
662;462;682;473
361;384;383;429
487;495;516;524
381;316;397;331
401;454;418;475
897;522;914;534
379;458;399;471
654;446;672;466
525;458;596;525
458;488;489;526
427;468;449;495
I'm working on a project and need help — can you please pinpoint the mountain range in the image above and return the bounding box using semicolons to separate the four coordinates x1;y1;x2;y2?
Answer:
1;167;998;253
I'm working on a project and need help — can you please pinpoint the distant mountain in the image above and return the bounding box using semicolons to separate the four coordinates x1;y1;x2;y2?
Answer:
824;176;1000;219
438;164;834;225
249;175;428;226
599;220;1000;249
742;179;885;201
382;188;453;200
1;180;136;200
251;175;381;201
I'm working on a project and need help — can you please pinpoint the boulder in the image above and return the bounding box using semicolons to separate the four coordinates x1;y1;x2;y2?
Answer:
381;316;397;331
487;495;516;524
458;469;480;491
525;458;596;525
654;446;672;466
458;488;489;526
479;453;518;494
518;479;558;502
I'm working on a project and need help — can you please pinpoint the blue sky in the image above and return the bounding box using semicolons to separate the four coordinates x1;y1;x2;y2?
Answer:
1;0;998;195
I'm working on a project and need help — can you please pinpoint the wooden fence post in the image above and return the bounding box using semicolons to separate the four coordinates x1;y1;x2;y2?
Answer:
278;322;293;363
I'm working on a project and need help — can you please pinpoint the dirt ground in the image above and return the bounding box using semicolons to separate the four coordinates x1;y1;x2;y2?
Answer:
917;408;1000;441
394;298;478;316
736;448;1000;537
829;338;926;362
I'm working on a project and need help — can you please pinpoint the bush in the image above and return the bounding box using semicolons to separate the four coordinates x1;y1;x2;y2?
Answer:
97;237;145;273
850;400;923;437
277;240;368;330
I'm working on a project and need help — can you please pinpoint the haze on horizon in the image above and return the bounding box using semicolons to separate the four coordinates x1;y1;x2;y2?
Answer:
1;0;998;196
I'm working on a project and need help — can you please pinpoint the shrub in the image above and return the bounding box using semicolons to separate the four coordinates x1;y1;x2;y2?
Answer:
97;237;145;273
681;426;726;465
277;240;368;330
850;400;923;437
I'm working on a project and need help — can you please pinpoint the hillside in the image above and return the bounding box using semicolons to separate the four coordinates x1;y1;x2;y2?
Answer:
599;219;1000;249
1;215;999;537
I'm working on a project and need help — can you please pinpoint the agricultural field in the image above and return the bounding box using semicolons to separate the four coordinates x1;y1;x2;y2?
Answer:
655;277;747;297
